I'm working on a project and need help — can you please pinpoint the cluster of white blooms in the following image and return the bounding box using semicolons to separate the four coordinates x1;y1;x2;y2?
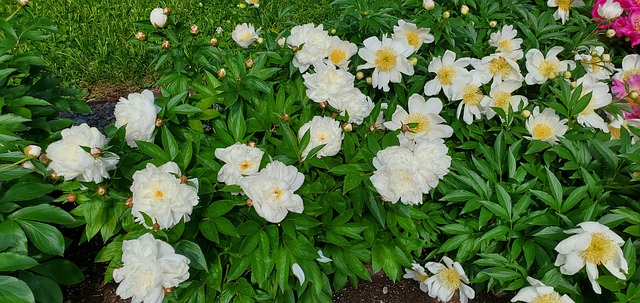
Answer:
404;257;475;303
298;116;344;160
371;138;450;205
114;89;160;148
113;234;190;303
384;94;453;145
231;23;261;48
286;23;332;73
214;143;264;186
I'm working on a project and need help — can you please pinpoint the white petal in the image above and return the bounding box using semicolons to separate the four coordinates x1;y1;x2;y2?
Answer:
292;263;305;285
316;250;332;263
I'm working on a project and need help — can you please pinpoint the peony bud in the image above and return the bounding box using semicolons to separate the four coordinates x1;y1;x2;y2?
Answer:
90;147;102;158
163;6;171;15
150;8;168;28
366;77;372;85
548;72;557;80
342;123;353;133
38;153;51;165
631;91;639;99
162;40;171;49
521;110;531;118
153;223;161;231
238;3;247;8
245;58;254;68
247;141;257;148
190;24;199;35
210;37;219;47
22;161;35;170
590;50;599;57
423;0;435;10
126;198;133;208
257;37;264;44
461;5;469;15
97;186;107;196
246;198;253;207
362;11;369;16
18;0;29;6
570;81;577;89
135;31;147;41
356;71;364;80
330;28;336;34
163;287;174;294
602;53;611;62
67;193;76;203
319;101;328;109
606;29;616;38
331;112;338;119
563;71;572;79
442;11;450;19
24;145;41;158
277;37;286;48
217;68;226;78
50;171;58;180
369;125;377;132
409;57;418;66
489;20;497;28
155;118;164;127
401;124;410;133
180;175;188;184
282;113;290;121
292;45;299;52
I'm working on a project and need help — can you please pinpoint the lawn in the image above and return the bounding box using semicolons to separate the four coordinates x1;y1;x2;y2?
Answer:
2;0;337;89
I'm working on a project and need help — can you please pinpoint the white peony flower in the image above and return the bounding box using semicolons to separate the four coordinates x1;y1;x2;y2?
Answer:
298;116;343;159
451;74;489;124
287;23;331;73
373;103;389;131
231;23;260;48
303;62;355;105
384;94;453;142
404;262;430;293
424;256;475;303
412;138;451;188
554;221;628;294
489;25;524;57
114;89;160;148
113;233;190;303
574;46;614;80
575;76;612;132
476;53;523;84
371;145;429;205
547;0;585;24
392;20;434;52
324;36;358;69
424;50;472;99
237;161;305;223
597;0;623;20
336;88;375;125
150;8;167;28
214;143;264;186
614;54;640;81
511;276;575;303
130;162;199;230
483;80;528;120
357;35;414;92
46;123;119;183
525;107;568;145
524;47;576;85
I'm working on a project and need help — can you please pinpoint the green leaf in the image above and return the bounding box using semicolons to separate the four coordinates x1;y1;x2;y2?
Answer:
561;186;588;213
31;260;84;286
228;104;246;142
135;141;169;161
495;184;512;219
175;241;208;272
531;190;560;212
0;276;35;303
545;167;563;205
0;182;55;203
212;217;239;237
16;220;65;256
0;221;27;252
172;104;202;115
161;126;179;160
0;252;38;271
343;174;362;194
206;200;237;218
243;76;271;93
20;272;62;303
204;251;223;291
9;204;75;226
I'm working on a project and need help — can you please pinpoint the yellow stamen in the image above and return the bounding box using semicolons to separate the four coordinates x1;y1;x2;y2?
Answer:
609;125;621;140
239;32;253;40
539;60;560;79
581;232;616;265
498;39;513;51
374;48;398;72
588;56;603;73
437;65;456;85
489;57;512;78
533;293;564;303
329;48;347;65
404;113;431;133
557;0;573;11
623;69;640;81
533;123;553;139
493;91;512;112
404;31;420;48
462;85;483;106
239;161;251;171
154;190;164;198
437;268;461;291
272;188;283;202
417;273;428;282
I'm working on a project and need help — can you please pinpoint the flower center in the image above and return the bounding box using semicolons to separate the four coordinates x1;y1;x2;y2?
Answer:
493;91;512;112
462;85;483;106
623;69;640;81
404;31;420;47
587;56;603;73
317;131;329;142
240;32;253;40
272;188;284;202
533;293;564;303
437;65;456;85
581;232;617;265
404;113;431;133
329;49;347;65
374;48;398;72
154;189;164;198
557;0;573;11
533;123;553;139
239;161;252;172
437;268;461;291
634;17;640;35
539;60;560;79
417;272;428;282
489;57;512;77
609;125;621;140
498;39;513;51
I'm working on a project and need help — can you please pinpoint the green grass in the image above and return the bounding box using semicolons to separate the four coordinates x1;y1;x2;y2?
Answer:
2;0;337;90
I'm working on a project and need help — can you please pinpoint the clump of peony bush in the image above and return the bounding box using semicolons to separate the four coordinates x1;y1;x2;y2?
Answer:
5;0;640;303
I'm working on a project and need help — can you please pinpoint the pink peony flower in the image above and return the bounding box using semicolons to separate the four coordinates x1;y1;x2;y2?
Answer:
612;74;640;119
616;10;640;46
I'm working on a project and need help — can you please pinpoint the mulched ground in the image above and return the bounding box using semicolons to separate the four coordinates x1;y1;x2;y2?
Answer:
59;93;515;303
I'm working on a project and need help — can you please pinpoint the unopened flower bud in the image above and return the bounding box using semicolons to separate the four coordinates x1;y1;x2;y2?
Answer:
236;77;242;82
570;81;577;89
24;145;41;158
631;91;639;99
342;123;353;133
190;24;199;35
18;0;29;7
282;113;290;121
606;29;616;38
401;124;410;133
330;29;336;34
217;68;226;78
548;72;557;80
153;223;161;231
155;118;163;127
423;0;435;10
331;112;338;119
135;32;147;41
126;198;133;208
461;5;469;15
489;20;497;28
245;58;254;68
89;147;102;158
163;7;171;15
362;11;369;16
277;37;286;48
97;186;107;196
210;38;219;47
369;125;377;132
22;161;35;170
563;71;572;79
590;50;599;57
292;45;299;52
319;101;328;109
238;3;247;8
521;110;531;118
180;175;188;184
38;153;50;165
163;287;174;294
602;54;611;62
150;8;167;28
409;57;418;66
442;11;450;19
246;198;253;207
247;141;257;148
356;71;364;79
50;171;58;180
162;40;171;49
67;193;76;203
366;77;372;84
257;37;264;44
